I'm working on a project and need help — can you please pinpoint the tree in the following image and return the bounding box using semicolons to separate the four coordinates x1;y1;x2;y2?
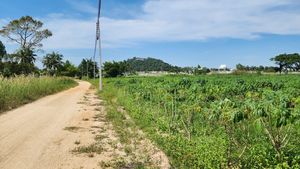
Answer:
236;64;245;71
0;16;52;76
0;16;52;50
14;48;37;74
14;47;36;64
0;46;37;75
43;52;64;76
61;60;79;77
103;61;128;77
271;53;300;73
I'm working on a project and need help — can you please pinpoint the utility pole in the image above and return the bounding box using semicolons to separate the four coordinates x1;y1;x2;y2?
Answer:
94;0;102;90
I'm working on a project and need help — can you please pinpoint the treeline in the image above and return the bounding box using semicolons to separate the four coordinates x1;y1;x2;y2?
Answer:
0;16;98;78
0;40;97;78
0;43;81;77
236;64;278;72
104;53;300;77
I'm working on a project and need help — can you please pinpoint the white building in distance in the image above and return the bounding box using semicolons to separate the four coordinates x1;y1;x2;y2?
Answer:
219;64;227;70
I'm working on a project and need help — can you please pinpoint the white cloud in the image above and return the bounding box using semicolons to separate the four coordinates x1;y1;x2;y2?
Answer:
43;17;96;49
9;0;300;49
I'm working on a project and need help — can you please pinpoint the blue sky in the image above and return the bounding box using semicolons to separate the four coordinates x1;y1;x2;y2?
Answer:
1;0;300;68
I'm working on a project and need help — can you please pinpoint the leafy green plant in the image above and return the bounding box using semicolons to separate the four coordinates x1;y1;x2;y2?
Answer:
93;75;300;168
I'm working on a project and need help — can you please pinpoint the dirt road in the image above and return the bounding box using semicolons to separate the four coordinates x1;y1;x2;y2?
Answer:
0;81;169;169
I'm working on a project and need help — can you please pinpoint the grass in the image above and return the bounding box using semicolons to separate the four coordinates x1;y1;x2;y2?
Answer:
0;75;77;113
72;143;104;154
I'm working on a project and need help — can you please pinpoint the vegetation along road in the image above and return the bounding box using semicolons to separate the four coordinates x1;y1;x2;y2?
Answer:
98;75;300;168
0;81;169;169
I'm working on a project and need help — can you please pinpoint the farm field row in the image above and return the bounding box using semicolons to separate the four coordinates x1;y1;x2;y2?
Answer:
96;75;300;168
0;76;77;113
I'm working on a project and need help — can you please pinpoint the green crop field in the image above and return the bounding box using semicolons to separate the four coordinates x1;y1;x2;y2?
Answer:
0;76;77;113
95;75;300;168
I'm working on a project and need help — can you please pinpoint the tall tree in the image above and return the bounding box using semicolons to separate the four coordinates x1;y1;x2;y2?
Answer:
43;52;64;76
0;16;52;50
271;54;288;73
271;53;300;73
0;16;52;75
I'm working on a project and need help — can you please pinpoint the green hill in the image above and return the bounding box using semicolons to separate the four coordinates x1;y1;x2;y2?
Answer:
126;57;179;72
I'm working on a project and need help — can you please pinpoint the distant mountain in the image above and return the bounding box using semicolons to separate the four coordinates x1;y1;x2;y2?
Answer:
126;57;179;72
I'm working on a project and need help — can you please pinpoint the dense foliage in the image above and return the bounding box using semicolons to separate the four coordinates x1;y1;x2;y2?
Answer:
101;75;300;168
103;61;128;77
0;46;39;76
0;76;77;112
60;60;80;77
43;52;64;76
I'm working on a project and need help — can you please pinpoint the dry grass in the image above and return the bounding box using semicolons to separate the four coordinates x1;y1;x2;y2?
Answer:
0;76;77;113
72;143;104;154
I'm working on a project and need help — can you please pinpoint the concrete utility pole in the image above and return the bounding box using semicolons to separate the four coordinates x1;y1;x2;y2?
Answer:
93;0;102;90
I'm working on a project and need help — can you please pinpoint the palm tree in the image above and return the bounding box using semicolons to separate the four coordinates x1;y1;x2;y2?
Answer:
10;47;37;75
15;48;36;64
43;52;64;76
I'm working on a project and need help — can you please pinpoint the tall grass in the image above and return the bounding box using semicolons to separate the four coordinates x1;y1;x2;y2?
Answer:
0;76;77;113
